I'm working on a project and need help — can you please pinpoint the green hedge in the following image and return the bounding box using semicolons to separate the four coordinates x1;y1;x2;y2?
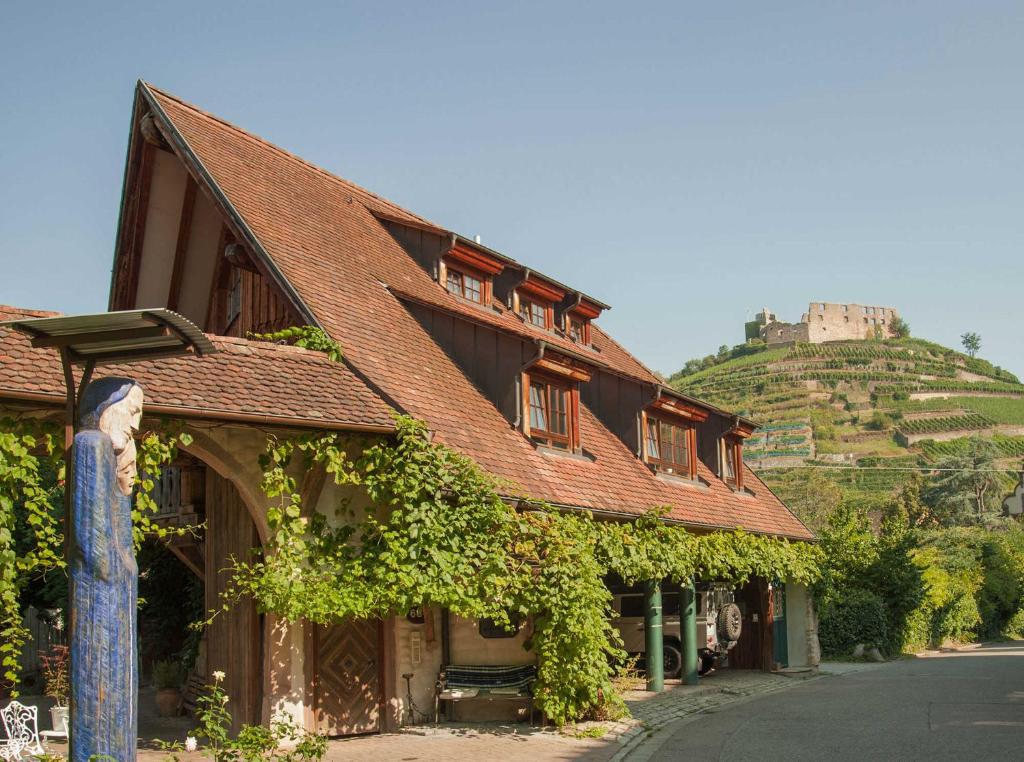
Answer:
819;588;889;654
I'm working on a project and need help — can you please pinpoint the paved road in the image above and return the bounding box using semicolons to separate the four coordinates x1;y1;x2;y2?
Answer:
647;642;1024;761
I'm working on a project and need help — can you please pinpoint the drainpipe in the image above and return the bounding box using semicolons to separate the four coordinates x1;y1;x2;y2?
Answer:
682;577;699;685
560;291;584;332
508;267;531;311
441;608;451;668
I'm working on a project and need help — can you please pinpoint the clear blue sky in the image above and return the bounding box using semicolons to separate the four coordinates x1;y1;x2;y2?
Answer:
2;1;1021;376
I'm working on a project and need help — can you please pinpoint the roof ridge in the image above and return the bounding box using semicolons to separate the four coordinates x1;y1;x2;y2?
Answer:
142;82;438;227
0;304;63;319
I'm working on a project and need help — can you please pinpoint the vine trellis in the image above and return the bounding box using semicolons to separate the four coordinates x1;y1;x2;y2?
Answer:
1;412;820;718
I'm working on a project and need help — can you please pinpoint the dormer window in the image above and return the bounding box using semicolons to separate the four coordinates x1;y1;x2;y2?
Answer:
568;315;589;344
521;351;590;453
441;242;503;306
515;276;565;332
527;374;572;449
644;414;696;478
519;297;551;329
446;266;485;304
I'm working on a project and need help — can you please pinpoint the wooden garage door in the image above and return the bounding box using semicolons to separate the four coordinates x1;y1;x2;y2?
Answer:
316;619;381;736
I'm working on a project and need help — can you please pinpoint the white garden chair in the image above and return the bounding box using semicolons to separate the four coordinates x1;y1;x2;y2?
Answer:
0;701;43;761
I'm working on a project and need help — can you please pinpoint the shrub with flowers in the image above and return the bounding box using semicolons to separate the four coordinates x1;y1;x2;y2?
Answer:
157;670;327;761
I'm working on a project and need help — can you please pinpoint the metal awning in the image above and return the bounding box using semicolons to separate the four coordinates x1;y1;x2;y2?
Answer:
0;308;215;365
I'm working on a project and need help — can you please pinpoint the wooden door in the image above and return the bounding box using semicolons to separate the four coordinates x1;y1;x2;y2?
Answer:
316;619;382;736
727;578;771;670
205;470;262;731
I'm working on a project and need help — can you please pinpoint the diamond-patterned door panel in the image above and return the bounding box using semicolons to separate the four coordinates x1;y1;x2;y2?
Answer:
316;619;381;736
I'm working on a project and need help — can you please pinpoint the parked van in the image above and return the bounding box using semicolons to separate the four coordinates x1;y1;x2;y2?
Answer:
611;583;741;677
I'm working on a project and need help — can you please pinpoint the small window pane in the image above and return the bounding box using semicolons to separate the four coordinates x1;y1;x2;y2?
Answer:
530;302;546;327
446;269;463;297
529;382;547;431
646;419;660;459
723;441;736;481
464;273;482;303
663;593;681;616
518;298;532;322
550;387;568;434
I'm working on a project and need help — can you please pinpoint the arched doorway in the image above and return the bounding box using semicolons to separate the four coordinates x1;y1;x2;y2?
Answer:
153;454;264;731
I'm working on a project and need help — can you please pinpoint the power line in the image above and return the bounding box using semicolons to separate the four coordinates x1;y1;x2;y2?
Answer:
754;463;1020;475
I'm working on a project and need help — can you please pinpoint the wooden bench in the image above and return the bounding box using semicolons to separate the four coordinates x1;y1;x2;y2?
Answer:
181;671;206;717
434;664;537;724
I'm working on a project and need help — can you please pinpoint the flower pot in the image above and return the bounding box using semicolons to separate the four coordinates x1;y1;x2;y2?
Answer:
155;687;182;717
50;705;69;735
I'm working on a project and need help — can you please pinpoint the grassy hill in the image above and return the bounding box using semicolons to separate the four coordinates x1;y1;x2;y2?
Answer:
668;337;1024;509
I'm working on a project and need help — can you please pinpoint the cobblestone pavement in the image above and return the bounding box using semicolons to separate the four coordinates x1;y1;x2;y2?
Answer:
608;668;823;761
39;670;828;760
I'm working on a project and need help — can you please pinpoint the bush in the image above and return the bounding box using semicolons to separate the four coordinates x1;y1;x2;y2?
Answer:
819;588;889;655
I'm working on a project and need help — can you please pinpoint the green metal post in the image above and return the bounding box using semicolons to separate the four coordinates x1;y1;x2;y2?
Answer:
644;580;664;692
683;577;699;685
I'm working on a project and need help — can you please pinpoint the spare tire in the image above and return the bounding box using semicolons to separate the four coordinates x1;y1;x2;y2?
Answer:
717;602;742;642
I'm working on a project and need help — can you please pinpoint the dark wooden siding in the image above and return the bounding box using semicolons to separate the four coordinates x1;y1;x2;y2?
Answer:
381;220;448;276
696;414;731;475
212;265;300;337
581;371;647;456
406;303;524;426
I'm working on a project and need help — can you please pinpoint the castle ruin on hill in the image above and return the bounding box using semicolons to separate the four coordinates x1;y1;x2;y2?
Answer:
747;302;901;347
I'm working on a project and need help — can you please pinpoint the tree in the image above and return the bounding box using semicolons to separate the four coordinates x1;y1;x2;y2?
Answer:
884;472;937;529
785;469;844;532
889;316;911;339
923;438;1003;524
961;332;982;358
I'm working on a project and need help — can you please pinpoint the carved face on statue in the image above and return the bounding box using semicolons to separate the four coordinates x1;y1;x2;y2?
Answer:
79;377;145;496
99;385;144;495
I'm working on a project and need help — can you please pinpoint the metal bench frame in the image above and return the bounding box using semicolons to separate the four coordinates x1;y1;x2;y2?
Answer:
434;664;537;724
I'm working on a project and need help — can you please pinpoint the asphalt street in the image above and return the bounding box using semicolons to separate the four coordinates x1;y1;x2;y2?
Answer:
648;642;1024;761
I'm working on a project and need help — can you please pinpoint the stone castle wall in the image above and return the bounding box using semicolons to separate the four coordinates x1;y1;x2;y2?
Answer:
757;302;900;347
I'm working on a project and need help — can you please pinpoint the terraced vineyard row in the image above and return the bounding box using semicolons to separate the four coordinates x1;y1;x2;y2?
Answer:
874;379;1024;396
919;435;1024;459
897;413;995;435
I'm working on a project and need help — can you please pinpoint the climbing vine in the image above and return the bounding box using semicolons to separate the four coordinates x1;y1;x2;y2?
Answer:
0;417;194;692
248;326;343;363
0;418;63;690
225;415;823;724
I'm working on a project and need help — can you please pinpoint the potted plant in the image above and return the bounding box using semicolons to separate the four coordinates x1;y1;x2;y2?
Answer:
39;644;70;734
152;659;183;717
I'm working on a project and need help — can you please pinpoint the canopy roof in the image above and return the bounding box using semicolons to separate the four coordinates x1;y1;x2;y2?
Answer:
0;308;215;365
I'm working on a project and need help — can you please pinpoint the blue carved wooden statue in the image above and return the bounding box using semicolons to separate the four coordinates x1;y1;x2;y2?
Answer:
70;377;144;761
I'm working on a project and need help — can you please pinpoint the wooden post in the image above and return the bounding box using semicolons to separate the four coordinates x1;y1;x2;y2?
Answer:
644;580;663;692
682;577;699;685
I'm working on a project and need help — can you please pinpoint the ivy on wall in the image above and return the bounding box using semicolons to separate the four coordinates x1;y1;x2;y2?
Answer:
0;419;63;690
226;415;822;724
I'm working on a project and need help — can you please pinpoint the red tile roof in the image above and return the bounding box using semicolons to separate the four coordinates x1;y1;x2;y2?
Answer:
0;305;395;430
119;85;811;539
